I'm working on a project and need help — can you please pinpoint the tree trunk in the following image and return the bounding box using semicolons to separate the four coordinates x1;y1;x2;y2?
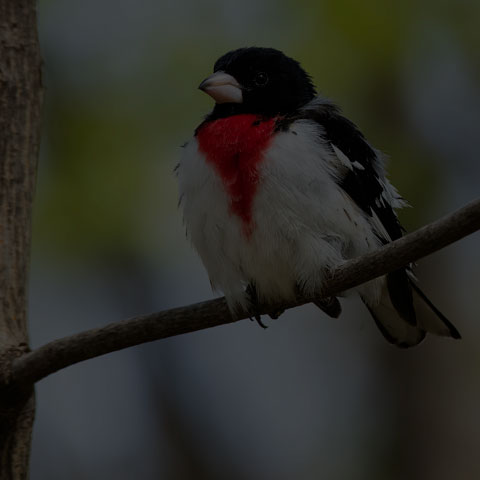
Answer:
0;0;43;478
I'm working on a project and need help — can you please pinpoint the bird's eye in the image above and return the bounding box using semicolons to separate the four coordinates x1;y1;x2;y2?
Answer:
254;72;269;86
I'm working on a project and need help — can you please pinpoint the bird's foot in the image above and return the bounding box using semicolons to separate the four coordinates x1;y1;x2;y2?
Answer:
249;315;268;329
246;283;269;329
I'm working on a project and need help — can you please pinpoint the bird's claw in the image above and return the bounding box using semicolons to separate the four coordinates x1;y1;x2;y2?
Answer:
249;315;268;329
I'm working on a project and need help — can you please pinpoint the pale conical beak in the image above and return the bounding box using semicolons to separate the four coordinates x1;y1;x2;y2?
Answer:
198;71;243;104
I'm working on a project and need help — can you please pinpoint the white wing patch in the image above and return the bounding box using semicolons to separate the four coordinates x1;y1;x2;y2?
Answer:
331;144;353;170
351;160;365;170
331;144;366;173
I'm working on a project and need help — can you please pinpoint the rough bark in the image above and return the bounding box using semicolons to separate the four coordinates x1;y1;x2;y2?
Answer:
0;0;43;478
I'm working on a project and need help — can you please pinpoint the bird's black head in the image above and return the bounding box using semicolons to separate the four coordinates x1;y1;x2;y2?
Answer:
199;47;316;118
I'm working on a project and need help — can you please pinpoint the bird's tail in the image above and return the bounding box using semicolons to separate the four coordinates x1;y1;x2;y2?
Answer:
362;273;461;348
409;282;461;339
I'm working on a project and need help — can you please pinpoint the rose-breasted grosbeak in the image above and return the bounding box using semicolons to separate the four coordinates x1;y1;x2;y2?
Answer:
177;47;460;347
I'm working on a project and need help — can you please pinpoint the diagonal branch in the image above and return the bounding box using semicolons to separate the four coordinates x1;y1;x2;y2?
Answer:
10;197;480;387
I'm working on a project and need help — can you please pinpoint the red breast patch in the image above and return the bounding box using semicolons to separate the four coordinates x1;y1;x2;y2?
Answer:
196;114;276;236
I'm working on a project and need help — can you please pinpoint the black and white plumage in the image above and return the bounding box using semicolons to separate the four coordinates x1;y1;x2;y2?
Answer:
177;47;460;347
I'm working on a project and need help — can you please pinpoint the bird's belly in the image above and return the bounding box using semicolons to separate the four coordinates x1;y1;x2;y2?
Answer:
194;185;300;307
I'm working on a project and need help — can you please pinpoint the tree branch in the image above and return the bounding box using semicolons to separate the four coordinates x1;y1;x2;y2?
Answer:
10;197;480;387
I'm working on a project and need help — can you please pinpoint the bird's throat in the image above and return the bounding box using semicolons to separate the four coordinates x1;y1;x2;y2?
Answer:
196;114;276;236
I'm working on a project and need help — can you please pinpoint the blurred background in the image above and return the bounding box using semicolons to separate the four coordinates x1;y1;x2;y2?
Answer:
30;0;480;478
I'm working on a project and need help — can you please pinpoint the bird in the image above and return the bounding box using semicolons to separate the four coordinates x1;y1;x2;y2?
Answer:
176;46;461;347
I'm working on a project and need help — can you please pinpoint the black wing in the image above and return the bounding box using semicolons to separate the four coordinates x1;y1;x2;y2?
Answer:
300;103;403;240
297;102;416;325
